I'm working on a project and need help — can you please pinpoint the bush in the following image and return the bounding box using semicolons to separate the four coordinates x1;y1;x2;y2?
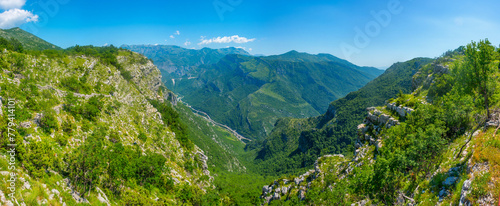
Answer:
55;134;69;146
40;110;58;134
62;117;75;135
138;132;147;142
23;140;54;178
60;76;92;94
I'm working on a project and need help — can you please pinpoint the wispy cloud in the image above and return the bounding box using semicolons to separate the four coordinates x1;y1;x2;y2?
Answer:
198;35;256;45
170;30;181;39
184;40;191;46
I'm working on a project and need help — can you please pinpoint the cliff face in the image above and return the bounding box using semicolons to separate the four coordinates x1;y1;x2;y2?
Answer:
0;48;212;205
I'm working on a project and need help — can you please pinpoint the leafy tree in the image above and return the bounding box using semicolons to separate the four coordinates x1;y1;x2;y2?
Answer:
459;39;498;119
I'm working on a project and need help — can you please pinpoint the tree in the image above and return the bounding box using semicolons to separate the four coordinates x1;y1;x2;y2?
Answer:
461;39;498;119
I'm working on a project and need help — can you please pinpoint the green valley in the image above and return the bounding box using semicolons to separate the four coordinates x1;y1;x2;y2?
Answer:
127;46;384;140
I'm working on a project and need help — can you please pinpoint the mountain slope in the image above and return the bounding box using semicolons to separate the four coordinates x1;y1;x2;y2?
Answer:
0;43;214;205
252;57;433;175
0;27;61;50
258;43;500;205
167;53;383;140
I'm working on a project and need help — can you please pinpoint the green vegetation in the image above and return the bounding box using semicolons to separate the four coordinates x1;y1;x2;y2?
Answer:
166;52;383;140
1;28;498;205
149;99;193;150
0;27;61;50
252;57;433;175
260;40;500;205
457;39;498;118
66;126;172;196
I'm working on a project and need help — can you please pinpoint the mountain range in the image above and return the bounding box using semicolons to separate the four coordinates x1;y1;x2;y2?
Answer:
125;45;384;139
0;28;498;205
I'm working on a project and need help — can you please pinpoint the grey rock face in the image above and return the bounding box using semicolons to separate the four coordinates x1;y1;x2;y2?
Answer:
262;185;271;195
443;176;458;186
298;189;306;200
459;180;472;206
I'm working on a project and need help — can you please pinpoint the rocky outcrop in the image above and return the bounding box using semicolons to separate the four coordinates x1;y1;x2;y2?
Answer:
260;154;344;204
412;63;449;91
164;90;178;106
386;103;414;118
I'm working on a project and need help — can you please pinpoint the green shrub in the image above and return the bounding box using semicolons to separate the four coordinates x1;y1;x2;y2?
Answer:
55;134;69;146
62;117;75;135
23;140;55;178
60;76;92;94
40;109;58;134
138;132;147;142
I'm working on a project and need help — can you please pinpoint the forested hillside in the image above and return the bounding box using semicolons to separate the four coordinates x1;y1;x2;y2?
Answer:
258;40;500;205
252;57;433;175
166;51;383;140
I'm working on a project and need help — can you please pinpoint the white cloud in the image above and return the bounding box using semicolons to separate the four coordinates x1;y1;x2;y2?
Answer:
249;48;252;52
0;8;38;29
0;0;26;10
170;35;175;39
184;40;191;46
175;30;180;35
198;35;256;45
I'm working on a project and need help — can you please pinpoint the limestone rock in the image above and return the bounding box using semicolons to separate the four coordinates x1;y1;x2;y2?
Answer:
459;180;472;206
262;185;272;195
272;192;281;200
298;189;306;200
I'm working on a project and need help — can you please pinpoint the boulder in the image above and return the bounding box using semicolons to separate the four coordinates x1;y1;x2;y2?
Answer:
294;176;304;185
272;192;281;200
376;140;383;151
443;176;458;186
396;107;406;117
298;189;306;200
281;186;289;195
368;113;378;123
433;64;450;74
485;120;499;128
262;185;272;195
379;114;390;124
275;187;281;194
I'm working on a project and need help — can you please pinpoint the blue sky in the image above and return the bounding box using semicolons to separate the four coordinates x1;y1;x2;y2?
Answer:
1;0;499;67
